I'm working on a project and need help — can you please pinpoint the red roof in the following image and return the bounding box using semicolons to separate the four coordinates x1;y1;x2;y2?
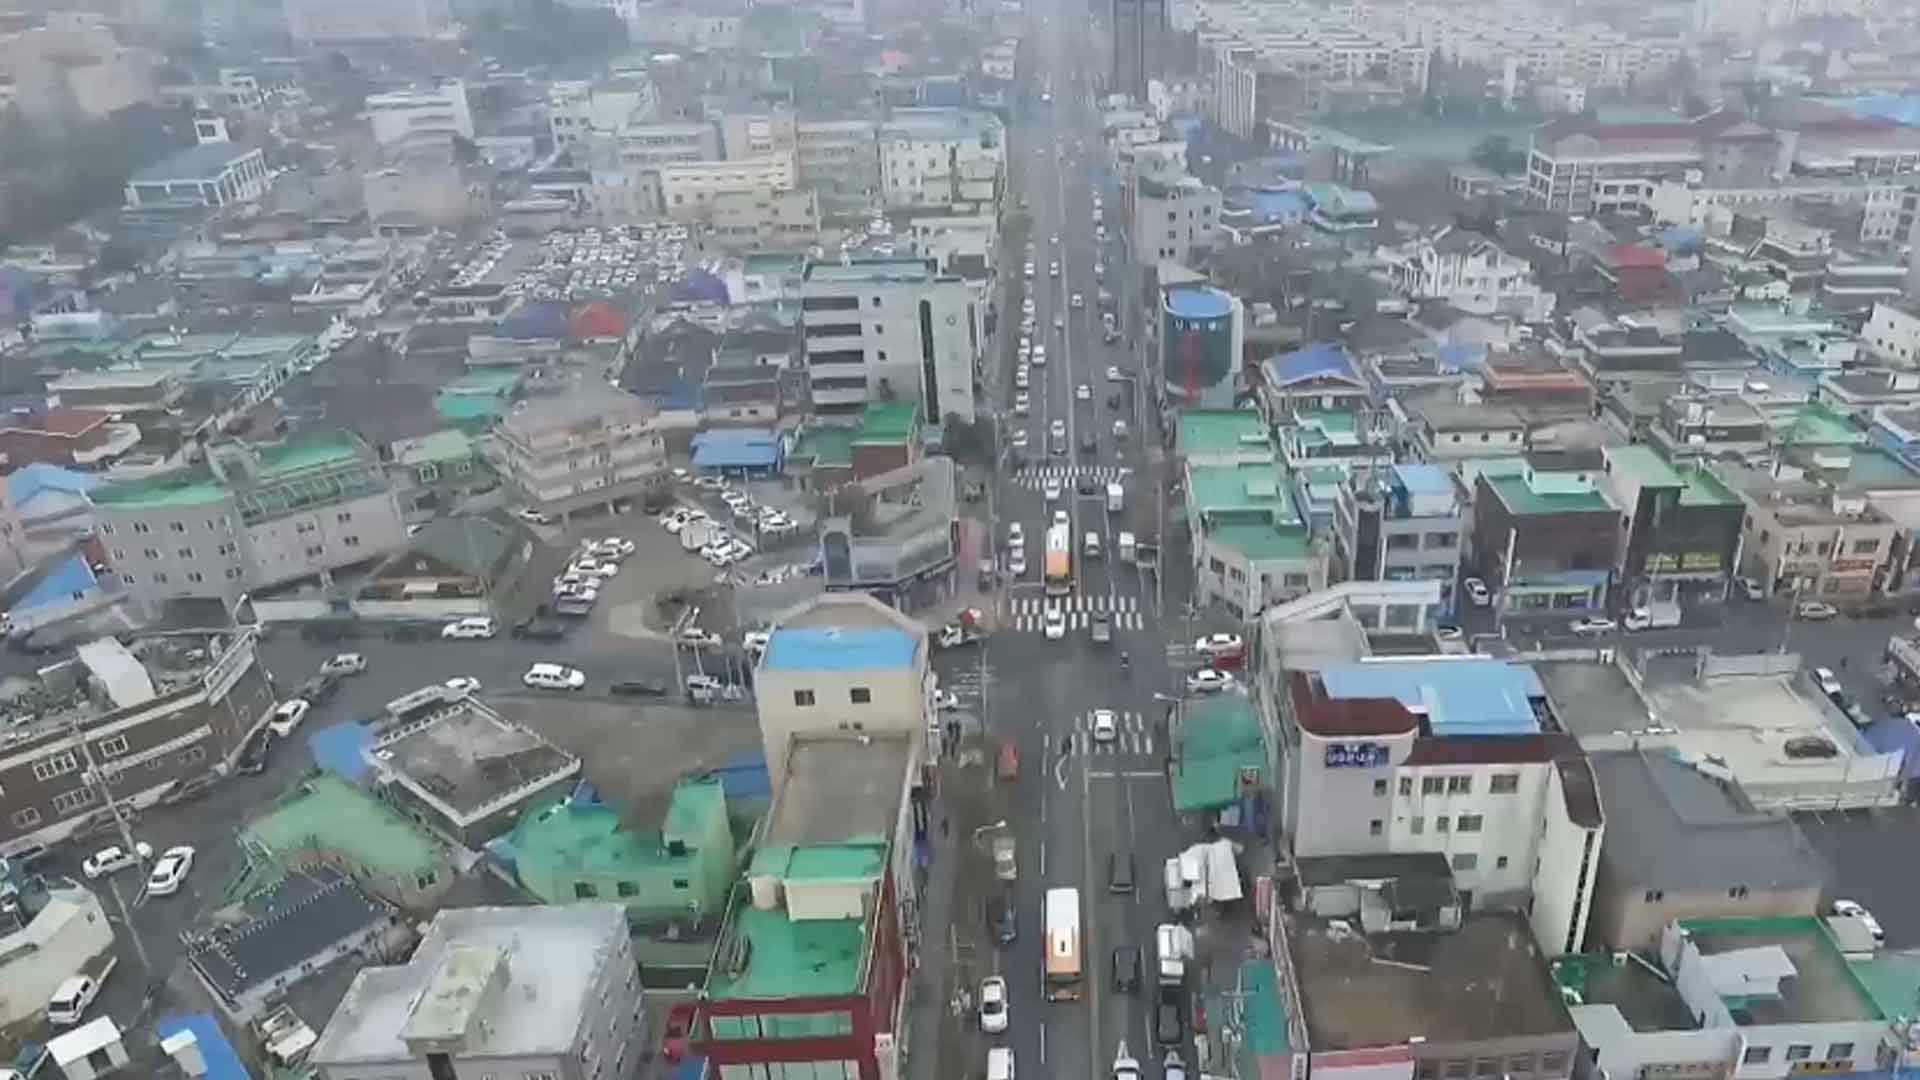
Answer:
568;301;627;342
1599;243;1666;270
1288;671;1419;738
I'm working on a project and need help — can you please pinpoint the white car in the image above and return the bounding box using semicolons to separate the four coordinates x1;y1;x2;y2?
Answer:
1833;899;1885;942
268;699;310;737
1186;669;1233;695
567;558;619;579
1049;261;1060;277
1012;429;1030;449
1044;478;1062;501
1032;345;1046;365
444;676;481;696
1024;262;1035;278
1052;509;1069;529
1008;552;1028;576
1463;577;1491;607
1570;617;1618;636
442;617;497;640
515;508;553;525
980;976;1010;1033
146;846;195;897
1194;633;1244;657
1044;607;1066;640
1076;383;1091;401
1015;368;1030;390
1092;708;1117;743
677;627;723;649
743;630;772;656
83;842;152;879
320;653;366;676
1070;292;1084;308
522;663;587;691
1014;393;1030;416
1107;365;1122;381
1054;315;1065;331
1797;601;1839;621
1050;419;1066;438
935;690;961;711
589;537;636;558
1812;667;1844;698
1008;523;1025;545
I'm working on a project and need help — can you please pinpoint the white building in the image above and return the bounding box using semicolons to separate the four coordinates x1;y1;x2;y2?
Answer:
0;887;114;1029
1863;300;1920;366
800;256;981;422
877;109;1004;209
494;390;666;515
365;80;472;151
1131;172;1220;263
659;155;798;223
548;76;657;147
123;143;269;209
1359;0;1679;91
797;118;881;216
1648;175;1907;245
1385;227;1556;320
285;0;450;41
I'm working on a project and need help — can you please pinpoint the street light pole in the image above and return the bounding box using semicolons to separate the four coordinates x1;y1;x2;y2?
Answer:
67;715;152;983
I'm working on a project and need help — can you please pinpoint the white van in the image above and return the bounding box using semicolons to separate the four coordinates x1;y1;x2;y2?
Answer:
1084;531;1102;559
1118;531;1136;562
1106;482;1124;513
988;1047;1015;1080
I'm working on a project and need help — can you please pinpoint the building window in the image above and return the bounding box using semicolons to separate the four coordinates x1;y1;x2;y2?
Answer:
1507;1054;1536;1075
616;881;639;897
32;752;79;782
1373;779;1388;797
1456;814;1483;833
12;807;42;828
1421;776;1444;795
1409;816;1424;834
177;548;193;559
1369;819;1383;835
304;546;323;557
337;511;353;523
143;548;160;559
1435;816;1450;832
1398;777;1412;796
1828;1044;1854;1060
1644;889;1665;902
1785;1046;1812;1062
673;877;690;888
1451;853;1478;871
1540;1052;1569;1074
793;690;816;707
51;787;96;815
1852;538;1878;555
343;536;360;548
1743;1048;1771;1065
100;523;113;535
97;735;129;758
1446;775;1472;794
1489;773;1519;794
170;521;186;533
574;882;599;899
1729;885;1749;899
132;522;150;534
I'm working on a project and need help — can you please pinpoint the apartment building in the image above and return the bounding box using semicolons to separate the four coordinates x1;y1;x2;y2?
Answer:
721;111;798;161
1360;0;1680;92
1649;175;1908;245
1720;461;1900;597
495;389;666;517
1112;0;1168;100
800;257;980;423
660;156;798;223
1196;0;1430;129
0;630;275;855
705;188;820;249
1385;227;1555;320
92;433;407;611
797;118;881;217
1331;464;1467;608
877;109;1004;209
365;80;473;151
1130;172;1221;262
549;76;657;147
123;143;269;210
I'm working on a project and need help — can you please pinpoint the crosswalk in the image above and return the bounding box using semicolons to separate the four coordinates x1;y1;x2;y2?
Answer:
1010;594;1143;632
1068;710;1156;756
1012;464;1131;491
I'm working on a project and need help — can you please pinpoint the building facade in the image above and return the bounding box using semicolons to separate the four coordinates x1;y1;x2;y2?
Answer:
1331;464;1467;611
800;258;980;423
495;390;666;516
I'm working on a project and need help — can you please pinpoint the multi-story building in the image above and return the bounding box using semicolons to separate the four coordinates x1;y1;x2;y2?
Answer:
1159;283;1244;408
1196;1;1430;128
1112;0;1167;100
495;389;666;517
797;118;882;217
659;155;798;223
365;80;473;151
587;120;722;218
1470;463;1621;612
123;143;269;209
704;188;820;249
1130;172;1220;263
549;76;656;147
1649;175;1908;246
1385;227;1555;320
0;13;157;122
1863;299;1920;365
1600;446;1745;606
310;904;645;1080
0;630;275;855
876;109;1004;209
285;0;451;42
1720;458;1901;597
800;257;980;423
1187;461;1325;619
1331;464;1467;610
91;433;407;611
1270;657;1604;955
720;111;798;161
816;457;959;605
1360;0;1679;93
0;405;140;470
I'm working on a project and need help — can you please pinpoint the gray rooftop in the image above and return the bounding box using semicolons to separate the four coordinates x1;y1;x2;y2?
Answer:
185;867;387;1004
130;142;262;184
766;732;913;846
1588;750;1829;893
312;904;629;1066
368;699;580;824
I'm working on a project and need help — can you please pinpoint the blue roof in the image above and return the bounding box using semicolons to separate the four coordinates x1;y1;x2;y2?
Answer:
762;627;917;672
1262;343;1361;389
1165;285;1233;320
7;463;99;507
155;1015;248;1080
1435;343;1486;372
1391;463;1454;496
308;722;375;781
1317;659;1546;737
692;427;783;470
17;552;96;612
1233;188;1308;223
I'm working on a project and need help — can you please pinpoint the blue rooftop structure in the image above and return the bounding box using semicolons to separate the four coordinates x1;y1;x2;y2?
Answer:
155;1015;248;1080
1165;285;1234;320
762;627;917;672
308;721;375;781
9;552;97;614
1391;463;1455;497
1435;343;1486;372
1317;659;1546;737
1231;188;1309;224
7;462;98;508
1262;343;1363;389
692;428;784;472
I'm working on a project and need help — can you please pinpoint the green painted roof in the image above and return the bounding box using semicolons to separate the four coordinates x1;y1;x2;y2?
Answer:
664;777;727;841
1677;464;1741;508
1777;403;1863;447
792;426;855;468
514;801;682;875
245;772;447;879
708;905;866;1000
1188;463;1296;520
1848;952;1920;1021
857;402;918;444
1178;409;1270;458
1606;445;1683;488
1484;472;1613;515
1239;959;1291;1055
93;433;369;510
749;841;887;881
1206;522;1314;563
1172;695;1267;813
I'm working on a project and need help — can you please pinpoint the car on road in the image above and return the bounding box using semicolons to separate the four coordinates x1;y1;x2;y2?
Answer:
514;508;553;525
1107;365;1122;381
296;673;339;705
1435;624;1463;642
1051;433;1067;456
1015;368;1030;390
988;892;1017;944
1076;383;1091;400
268;699;310;737
1054;315;1065;331
1044;607;1066;640
1193;633;1244;658
1014;392;1030;415
1186;669;1233;694
1024;262;1035;278
1738;576;1766;600
1052;509;1069;529
677;627;722;649
83;842;152;878
522;663;586;691
1070;292;1084;308
1008;522;1024;546
1570;617;1617;636
1163;1052;1188;1080
237;728;272;775
1008;552;1028;576
1812;667;1845;699
441;617;497;640
1092;708;1117;742
1108;852;1134;893
146;846;195;896
1833;899;1885;942
1464;577;1491;607
609;677;669;698
1113;946;1141;992
979;976;1010;1033
1050;419;1066;438
1154;989;1186;1046
1044;478;1062;501
1049;261;1060;277
512;615;568;642
1797;601;1839;621
1011;429;1029;449
1032;344;1046;365
1077;476;1100;496
444;676;481;697
1079;431;1097;455
320;653;366;676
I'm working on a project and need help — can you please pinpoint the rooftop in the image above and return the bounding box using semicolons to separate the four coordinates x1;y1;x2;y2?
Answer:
1189;462;1298;521
1172;695;1268;813
707;900;869;1002
0;631;248;748
243;773;449;882
764;732;912;847
91;433;380;515
856;401;918;445
311;904;629;1066
1557;952;1700;1036
805;256;935;285
1483;471;1614;515
1207;521;1314;562
1179;409;1272;459
791;425;854;468
1164;284;1234;320
1604;445;1684;488
774;591;924;637
130;141;261;183
1292;913;1572;1050
366;699;581;828
1680;917;1882;1023
1316;658;1548;737
500;389;650;440
185;867;387;1005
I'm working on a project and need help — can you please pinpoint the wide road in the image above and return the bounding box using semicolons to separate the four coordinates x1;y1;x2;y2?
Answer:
981;12;1192;1080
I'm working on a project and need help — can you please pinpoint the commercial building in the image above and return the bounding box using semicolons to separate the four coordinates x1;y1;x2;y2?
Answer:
1583;750;1827;952
1717;455;1903;597
123;143;269;209
1599;446;1744;606
310;904;644;1080
1131;173;1221;263
0;631;274;855
549;77;656;147
753;592;931;789
1158;283;1243;407
361;696;582;847
0;14;156;123
1187;462;1324;619
495;389;666;517
1273;659;1603;955
1409;403;1529;462
185;867;394;1021
365;80;473;152
660;155;799;223
1112;0;1167;100
696;731;916;1080
876;110;1004;209
1471;463;1620;612
285;0;451;42
797;118;882;217
1331;464;1467;610
800;257;980;423
92;433;407;611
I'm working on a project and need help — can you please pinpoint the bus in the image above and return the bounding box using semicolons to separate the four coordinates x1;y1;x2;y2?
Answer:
1043;524;1072;598
1044;887;1083;1000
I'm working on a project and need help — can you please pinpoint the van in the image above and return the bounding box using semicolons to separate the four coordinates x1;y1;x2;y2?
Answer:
1108;852;1135;893
1106;482;1124;513
988;1047;1015;1080
1118;531;1136;562
48;974;102;1025
1084;531;1102;559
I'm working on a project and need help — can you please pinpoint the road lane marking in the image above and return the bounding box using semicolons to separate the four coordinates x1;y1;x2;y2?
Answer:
1040;1021;1047;1064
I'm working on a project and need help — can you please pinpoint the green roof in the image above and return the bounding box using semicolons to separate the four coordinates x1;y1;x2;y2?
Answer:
1677;464;1741;508
93;433;372;511
1172;695;1267;813
856;402;918;445
1484;472;1613;516
1238;959;1292;1056
791;426;855;469
749;841;886;881
1777;403;1863;448
1606;445;1683;488
1840;447;1920;489
1207;522;1314;563
1178;409;1271;459
244;772;448;880
1848;952;1920;1021
664;777;727;841
514;801;682;875
708;905;867;1000
1188;463;1297;521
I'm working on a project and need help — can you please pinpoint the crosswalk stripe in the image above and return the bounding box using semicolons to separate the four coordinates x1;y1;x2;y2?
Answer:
1012;594;1140;615
1011;611;1144;632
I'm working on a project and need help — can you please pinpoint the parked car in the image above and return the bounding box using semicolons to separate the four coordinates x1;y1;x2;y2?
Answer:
979;976;1010;1034
441;617;497;640
320;653;366;676
1812;667;1845;699
146;846;195;896
1185;669;1232;695
512;615;568;642
444;677;481;697
295;673;339;704
1112;946;1142;992
1833;899;1885;943
677;627;722;649
1796;601;1839;621
1193;633;1244;658
82;842;152;878
1569;617;1617;636
1464;577;1491;607
522;663;586;691
515;508;553;525
267;699;310;737
610;677;669;697
237;728;272;775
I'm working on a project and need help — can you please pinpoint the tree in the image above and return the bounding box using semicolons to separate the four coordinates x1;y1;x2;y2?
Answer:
942;412;997;466
1470;135;1527;176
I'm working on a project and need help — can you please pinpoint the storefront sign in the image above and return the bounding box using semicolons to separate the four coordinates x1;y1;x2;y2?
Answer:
1324;742;1390;769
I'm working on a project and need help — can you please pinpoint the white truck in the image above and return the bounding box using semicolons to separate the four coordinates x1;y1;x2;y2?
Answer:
1156;923;1193;985
47;954;116;1026
1624;602;1681;631
680;518;713;552
1164;857;1191;914
1106;482;1124;513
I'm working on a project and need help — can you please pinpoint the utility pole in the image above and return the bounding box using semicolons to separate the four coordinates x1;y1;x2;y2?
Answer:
67;715;152;983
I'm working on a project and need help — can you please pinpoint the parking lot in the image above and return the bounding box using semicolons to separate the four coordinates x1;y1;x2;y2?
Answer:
1793;805;1920;948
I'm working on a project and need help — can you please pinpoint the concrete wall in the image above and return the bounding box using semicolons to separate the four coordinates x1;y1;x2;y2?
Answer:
1569;1009;1738;1080
1289;727;1417;857
0;888;114;1028
1592;883;1824;954
754;667;927;796
1697;652;1803;680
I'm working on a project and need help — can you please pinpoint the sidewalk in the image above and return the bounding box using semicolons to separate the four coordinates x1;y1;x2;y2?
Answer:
904;734;1000;1080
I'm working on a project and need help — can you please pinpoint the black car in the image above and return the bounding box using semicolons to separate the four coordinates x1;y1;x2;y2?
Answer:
237;728;273;775
297;673;340;704
1113;946;1141;992
987;893;1017;945
1076;476;1100;496
1155;987;1187;1047
1108;852;1135;894
512;615;568;642
1079;432;1097;455
610;677;669;697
